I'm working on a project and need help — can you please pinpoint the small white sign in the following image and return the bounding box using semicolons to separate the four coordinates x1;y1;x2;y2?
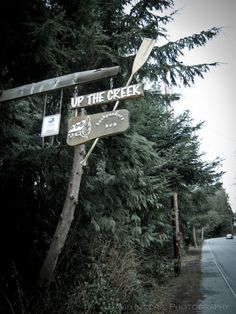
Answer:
41;114;61;137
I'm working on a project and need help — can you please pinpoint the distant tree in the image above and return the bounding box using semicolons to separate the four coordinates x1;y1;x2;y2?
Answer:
179;185;233;243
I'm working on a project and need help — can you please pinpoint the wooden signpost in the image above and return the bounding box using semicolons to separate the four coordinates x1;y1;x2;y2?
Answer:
1;38;155;289
67;109;130;146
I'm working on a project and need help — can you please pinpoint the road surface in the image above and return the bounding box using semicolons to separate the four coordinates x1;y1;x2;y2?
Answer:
198;237;236;313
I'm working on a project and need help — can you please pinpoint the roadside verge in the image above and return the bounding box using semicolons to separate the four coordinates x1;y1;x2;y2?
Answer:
154;246;202;314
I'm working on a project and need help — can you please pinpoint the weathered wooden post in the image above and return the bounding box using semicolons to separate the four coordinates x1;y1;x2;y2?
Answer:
193;226;198;248
171;191;181;275
37;118;86;288
201;227;204;241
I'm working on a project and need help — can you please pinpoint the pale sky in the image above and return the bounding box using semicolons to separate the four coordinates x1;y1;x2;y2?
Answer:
166;0;236;212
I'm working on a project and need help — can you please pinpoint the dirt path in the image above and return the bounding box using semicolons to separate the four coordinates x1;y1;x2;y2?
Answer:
154;246;202;314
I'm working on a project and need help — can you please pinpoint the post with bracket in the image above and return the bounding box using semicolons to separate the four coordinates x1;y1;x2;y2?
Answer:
0;66;120;288
36;67;120;288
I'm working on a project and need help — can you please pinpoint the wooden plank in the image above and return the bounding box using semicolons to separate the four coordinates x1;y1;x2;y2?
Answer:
66;109;129;146
70;83;144;109
0;66;120;102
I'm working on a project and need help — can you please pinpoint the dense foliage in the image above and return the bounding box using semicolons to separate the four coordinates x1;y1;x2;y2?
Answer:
0;0;233;313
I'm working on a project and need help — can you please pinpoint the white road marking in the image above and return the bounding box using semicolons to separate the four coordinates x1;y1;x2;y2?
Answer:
206;240;236;300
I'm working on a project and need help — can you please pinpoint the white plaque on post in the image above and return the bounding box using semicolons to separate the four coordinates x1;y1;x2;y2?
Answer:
41;114;61;137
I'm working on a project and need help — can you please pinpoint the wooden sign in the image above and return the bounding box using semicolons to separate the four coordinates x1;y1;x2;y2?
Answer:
70;83;144;109
67;109;129;146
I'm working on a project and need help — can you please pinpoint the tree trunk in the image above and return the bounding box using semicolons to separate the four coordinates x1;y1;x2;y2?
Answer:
38;144;85;288
171;191;181;275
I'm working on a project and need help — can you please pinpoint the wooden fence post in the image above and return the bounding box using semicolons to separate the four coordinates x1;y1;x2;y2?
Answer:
171;191;181;275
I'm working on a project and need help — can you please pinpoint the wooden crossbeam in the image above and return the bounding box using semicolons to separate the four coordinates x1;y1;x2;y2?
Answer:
0;66;120;102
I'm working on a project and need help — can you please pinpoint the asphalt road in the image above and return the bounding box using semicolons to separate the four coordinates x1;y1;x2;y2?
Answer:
198;237;236;313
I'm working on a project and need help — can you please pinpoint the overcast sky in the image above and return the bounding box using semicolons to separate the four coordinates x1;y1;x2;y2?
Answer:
166;0;236;212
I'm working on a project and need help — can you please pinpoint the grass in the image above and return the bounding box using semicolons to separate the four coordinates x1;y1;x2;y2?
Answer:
153;246;202;314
